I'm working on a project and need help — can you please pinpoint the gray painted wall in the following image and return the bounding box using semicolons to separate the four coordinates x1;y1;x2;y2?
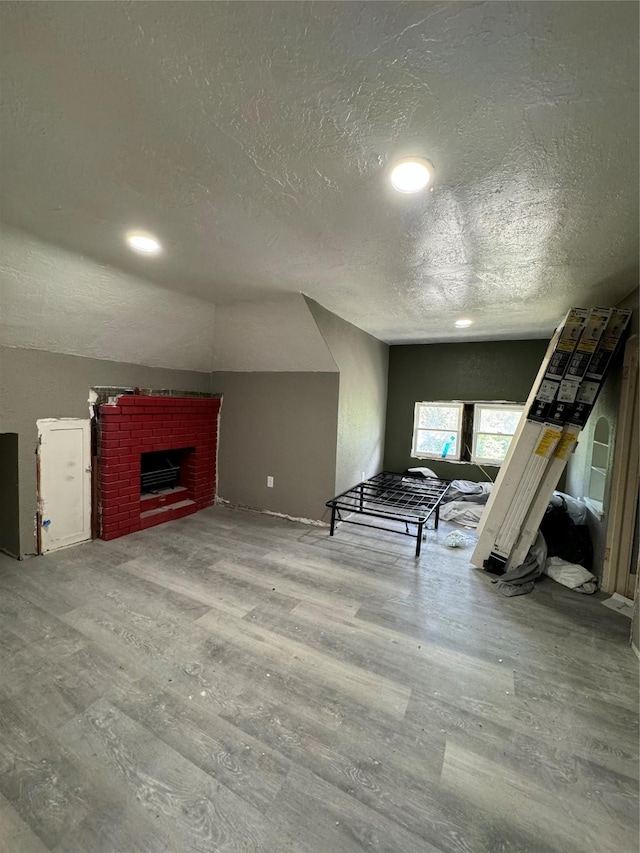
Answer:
211;372;339;522
383;339;549;480
212;295;338;372
307;299;389;494
0;346;211;557
0;433;20;557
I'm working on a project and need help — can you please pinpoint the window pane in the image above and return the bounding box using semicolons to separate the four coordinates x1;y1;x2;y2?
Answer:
478;407;522;435
415;430;458;458
417;405;460;430
475;433;513;463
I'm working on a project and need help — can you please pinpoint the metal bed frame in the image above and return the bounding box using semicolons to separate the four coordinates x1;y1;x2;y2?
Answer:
326;471;451;557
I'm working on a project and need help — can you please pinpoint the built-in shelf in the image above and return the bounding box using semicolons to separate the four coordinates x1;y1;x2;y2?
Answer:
588;417;610;509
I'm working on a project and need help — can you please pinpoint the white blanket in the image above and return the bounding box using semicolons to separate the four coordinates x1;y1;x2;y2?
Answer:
544;557;598;593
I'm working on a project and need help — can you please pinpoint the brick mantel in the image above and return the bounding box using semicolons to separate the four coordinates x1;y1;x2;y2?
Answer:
98;395;220;541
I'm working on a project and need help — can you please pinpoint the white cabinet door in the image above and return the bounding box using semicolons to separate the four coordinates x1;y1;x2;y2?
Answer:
37;419;91;553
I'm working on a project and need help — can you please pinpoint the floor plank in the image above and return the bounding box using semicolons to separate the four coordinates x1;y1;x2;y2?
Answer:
0;505;637;853
57;698;275;853
0;792;49;853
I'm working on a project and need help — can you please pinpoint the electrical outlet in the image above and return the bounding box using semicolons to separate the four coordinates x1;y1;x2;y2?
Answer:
267;476;274;488
361;471;366;481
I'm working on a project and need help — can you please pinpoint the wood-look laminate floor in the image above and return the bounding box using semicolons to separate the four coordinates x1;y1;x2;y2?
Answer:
0;506;637;853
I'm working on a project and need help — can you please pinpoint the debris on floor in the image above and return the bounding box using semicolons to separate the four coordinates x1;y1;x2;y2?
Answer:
440;500;485;528
601;593;634;619
444;530;470;548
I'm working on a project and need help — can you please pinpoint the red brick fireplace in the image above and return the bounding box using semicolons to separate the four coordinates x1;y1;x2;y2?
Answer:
98;395;220;541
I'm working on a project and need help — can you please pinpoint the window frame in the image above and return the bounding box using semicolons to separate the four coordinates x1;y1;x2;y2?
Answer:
471;402;524;466
410;400;525;467
411;401;464;461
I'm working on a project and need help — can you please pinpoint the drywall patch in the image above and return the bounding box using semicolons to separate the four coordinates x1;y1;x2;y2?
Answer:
216;495;329;527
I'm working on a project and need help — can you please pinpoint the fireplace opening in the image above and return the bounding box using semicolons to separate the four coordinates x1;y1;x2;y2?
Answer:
140;448;192;495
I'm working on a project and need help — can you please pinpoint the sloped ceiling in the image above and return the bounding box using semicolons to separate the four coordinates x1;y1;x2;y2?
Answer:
0;1;638;344
212;294;337;372
0;226;217;372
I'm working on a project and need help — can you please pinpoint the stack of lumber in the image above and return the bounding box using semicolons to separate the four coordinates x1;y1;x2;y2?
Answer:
471;306;631;573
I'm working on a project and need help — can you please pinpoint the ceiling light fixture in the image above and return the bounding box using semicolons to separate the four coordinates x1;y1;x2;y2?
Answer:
126;231;162;254
455;318;473;328
390;158;434;194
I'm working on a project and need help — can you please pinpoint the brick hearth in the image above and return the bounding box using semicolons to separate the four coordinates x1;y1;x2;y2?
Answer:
98;395;220;541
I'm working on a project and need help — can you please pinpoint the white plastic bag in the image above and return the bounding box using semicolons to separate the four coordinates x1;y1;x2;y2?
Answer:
444;530;470;548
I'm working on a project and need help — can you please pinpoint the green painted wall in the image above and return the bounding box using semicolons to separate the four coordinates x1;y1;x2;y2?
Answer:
383;339;549;480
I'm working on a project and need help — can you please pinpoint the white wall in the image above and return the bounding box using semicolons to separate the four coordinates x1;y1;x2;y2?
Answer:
0;226;217;372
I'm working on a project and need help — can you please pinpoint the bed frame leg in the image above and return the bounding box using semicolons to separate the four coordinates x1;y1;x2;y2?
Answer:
415;522;423;557
434;505;440;530
329;506;337;536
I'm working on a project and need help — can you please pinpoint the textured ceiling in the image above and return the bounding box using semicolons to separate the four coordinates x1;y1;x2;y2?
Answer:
0;1;638;344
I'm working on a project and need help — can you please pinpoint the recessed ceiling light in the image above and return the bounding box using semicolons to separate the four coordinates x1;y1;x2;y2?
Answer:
127;231;161;254
390;158;434;194
455;318;473;328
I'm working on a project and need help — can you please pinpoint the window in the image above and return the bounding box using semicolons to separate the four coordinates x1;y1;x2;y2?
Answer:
411;402;463;461
411;401;524;465
472;404;524;465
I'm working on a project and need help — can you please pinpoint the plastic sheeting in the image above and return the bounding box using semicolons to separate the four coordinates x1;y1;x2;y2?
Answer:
440;501;485;528
544;556;598;593
549;491;588;525
492;532;548;597
406;467;438;479
443;480;493;503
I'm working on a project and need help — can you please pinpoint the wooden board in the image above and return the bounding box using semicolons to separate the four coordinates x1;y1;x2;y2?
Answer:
602;336;639;594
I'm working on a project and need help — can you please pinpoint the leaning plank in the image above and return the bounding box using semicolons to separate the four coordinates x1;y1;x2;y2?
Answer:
472;308;588;565
473;307;631;571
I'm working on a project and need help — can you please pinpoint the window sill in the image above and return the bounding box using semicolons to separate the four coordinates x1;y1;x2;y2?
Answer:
584;497;604;521
412;456;500;467
412;455;462;463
